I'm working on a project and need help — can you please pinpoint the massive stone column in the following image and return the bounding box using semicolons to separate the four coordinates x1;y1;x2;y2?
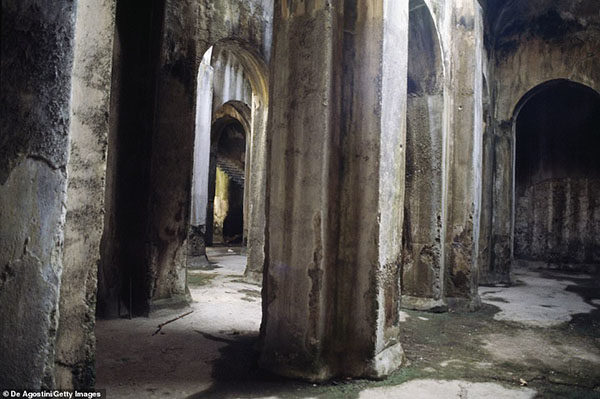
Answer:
98;0;166;317
54;0;116;389
245;90;269;283
0;0;77;389
477;75;502;285
489;119;513;282
401;0;447;311
443;0;484;309
260;0;408;381
188;51;214;258
146;0;198;308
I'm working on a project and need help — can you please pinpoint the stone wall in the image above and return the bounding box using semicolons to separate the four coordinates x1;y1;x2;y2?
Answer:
512;81;600;267
482;0;600;282
0;0;77;388
515;179;600;266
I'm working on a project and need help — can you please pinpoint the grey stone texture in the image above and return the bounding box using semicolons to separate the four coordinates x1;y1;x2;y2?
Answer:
480;0;600;283
260;0;409;380
2;0;600;390
54;0;117;389
1;0;77;389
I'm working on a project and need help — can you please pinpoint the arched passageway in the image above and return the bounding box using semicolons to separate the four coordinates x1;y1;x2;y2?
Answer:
188;41;269;282
402;0;446;310
208;119;247;245
96;37;269;397
513;80;600;269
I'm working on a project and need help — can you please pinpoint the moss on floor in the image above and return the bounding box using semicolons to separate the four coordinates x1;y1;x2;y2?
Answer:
187;272;217;287
200;301;600;398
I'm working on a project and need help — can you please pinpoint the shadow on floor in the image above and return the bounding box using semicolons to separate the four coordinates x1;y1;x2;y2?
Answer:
185;333;327;399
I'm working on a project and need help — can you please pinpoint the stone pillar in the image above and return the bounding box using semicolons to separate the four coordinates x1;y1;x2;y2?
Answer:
54;0;116;389
490;120;513;283
401;2;447;311
97;0;165;318
477;112;498;285
443;1;484;309
245;101;269;282
260;0;408;381
189;53;214;259
146;0;198;307
0;0;77;389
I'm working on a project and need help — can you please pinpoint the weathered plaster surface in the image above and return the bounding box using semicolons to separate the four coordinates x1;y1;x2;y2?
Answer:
441;1;484;309
0;1;76;388
54;0;116;389
261;1;338;380
402;0;446;310
261;0;409;381
483;1;600;282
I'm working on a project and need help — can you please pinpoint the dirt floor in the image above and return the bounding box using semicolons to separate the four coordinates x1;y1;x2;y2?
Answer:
95;250;600;398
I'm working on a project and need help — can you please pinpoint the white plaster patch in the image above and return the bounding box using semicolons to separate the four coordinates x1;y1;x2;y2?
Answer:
474;361;494;369
399;311;410;322
358;379;536;399
439;359;462;368
479;269;595;327
418;316;429;321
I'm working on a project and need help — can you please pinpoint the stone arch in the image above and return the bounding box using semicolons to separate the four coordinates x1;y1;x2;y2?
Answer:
406;0;443;96
197;39;269;108
208;117;247;245
189;38;269;281
205;101;252;246
511;79;599;123
511;79;600;269
401;0;447;310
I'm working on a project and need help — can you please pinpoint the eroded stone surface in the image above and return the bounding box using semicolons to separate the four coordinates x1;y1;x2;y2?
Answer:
1;0;77;389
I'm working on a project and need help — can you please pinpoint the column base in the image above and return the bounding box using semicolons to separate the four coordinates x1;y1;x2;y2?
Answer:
244;270;263;284
259;342;405;382
366;342;406;379
400;295;448;312
187;225;206;256
446;294;482;312
188;255;211;270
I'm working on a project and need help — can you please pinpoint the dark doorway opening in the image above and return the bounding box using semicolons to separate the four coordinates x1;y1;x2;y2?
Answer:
208;120;246;246
514;80;600;270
